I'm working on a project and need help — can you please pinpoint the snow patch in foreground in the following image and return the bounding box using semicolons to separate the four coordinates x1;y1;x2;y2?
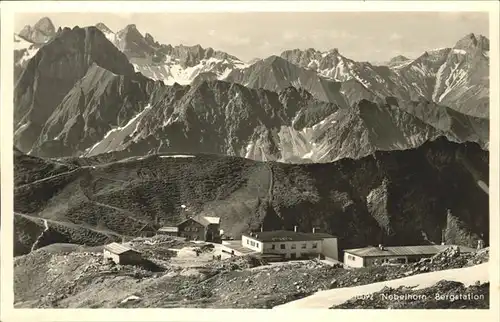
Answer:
159;155;195;158
274;263;488;309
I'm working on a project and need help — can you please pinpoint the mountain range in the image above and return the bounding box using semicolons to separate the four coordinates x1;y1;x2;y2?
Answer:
13;17;489;164
11;17;491;261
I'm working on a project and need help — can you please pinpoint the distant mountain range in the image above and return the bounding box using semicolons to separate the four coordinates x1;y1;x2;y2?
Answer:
12;17;491;264
13;17;489;163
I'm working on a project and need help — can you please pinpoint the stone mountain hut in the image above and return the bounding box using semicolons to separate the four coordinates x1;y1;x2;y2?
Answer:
177;215;221;242
103;242;143;265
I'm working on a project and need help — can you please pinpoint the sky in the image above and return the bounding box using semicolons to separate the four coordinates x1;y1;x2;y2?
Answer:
15;12;489;62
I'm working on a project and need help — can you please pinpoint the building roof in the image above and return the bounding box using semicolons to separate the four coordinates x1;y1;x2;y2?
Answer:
344;245;476;258
137;223;155;232
104;242;140;255
177;217;204;227
158;226;178;233
243;230;336;242
202;216;221;225
178;215;221;227
222;240;258;255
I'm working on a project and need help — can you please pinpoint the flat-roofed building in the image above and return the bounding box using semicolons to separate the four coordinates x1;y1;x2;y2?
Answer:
240;227;338;261
343;244;476;268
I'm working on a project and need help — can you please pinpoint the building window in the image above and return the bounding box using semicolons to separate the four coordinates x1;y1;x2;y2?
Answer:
291;244;296;249
247;239;249;244
312;243;318;249
348;255;356;261
256;242;260;249
271;244;276;250
280;244;286;249
301;243;306;249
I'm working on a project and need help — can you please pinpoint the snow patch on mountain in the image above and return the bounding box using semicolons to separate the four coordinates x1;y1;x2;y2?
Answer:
85;104;153;156
159;154;195;158
391;59;414;70
432;63;447;101
14;34;34;50
133;57;248;85
19;47;39;65
439;64;469;102
452;49;467;55
102;30;116;43
14;34;40;64
274;112;343;162
95;23;116;43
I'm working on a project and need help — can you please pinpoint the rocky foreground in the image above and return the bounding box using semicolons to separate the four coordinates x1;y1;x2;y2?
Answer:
14;236;489;309
331;280;489;309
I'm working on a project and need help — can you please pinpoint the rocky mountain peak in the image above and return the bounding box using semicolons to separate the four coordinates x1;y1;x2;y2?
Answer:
144;32;156;45
18;25;32;36
18;16;56;44
124;24;138;30
389;55;410;64
454;33;489;51
117;24;144;40
14;25;137;152
114;24;155;58
33;17;56;35
329;48;340;55
95;23;113;34
265;55;284;64
248;57;261;64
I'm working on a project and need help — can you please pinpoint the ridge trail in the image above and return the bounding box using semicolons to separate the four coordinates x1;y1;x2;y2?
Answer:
30;218;48;252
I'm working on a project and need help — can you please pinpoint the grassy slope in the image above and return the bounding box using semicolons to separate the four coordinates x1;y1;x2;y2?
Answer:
13;137;489;256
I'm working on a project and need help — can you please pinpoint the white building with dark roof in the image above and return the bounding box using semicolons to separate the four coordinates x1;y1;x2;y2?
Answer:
343;244;476;268
240;227;338;261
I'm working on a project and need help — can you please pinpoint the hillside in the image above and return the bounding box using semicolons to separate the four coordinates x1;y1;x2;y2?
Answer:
14;137;489;256
30;63;159;158
14;26;138;153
